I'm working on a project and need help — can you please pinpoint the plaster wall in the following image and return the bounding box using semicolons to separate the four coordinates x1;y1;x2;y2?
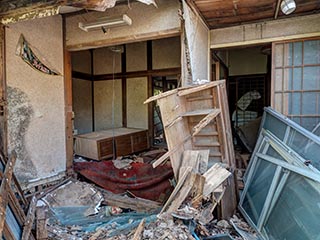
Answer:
228;47;268;76
6;15;66;185
72;78;92;134
127;77;148;129
126;42;147;72
94;80;122;131
71;50;91;74
93;47;122;74
65;0;181;51
152;37;181;69
210;14;320;48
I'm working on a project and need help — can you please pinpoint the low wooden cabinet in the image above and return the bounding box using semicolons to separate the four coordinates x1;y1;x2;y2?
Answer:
74;128;149;160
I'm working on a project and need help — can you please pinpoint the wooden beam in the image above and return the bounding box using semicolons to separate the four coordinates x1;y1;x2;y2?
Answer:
90;49;95;131
0;151;17;238
122;45;127;128
66;28;181;51
0;25;7;158
63;16;73;170
21;196;37;240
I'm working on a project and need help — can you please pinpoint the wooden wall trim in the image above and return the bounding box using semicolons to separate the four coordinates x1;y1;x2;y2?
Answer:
72;71;91;80
94;67;181;81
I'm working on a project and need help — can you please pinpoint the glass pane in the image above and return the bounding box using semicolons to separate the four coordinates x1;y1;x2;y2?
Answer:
285;43;293;66
289;93;301;115
264;173;320;240
287;129;320;171
302;92;317;115
293;42;303;66
275;69;283;91
291;116;300;125
242;159;277;225
292;68;302;90
264;113;287;140
304;40;320;65
303;66;320;90
301;117;318;132
275;44;284;67
266;146;285;161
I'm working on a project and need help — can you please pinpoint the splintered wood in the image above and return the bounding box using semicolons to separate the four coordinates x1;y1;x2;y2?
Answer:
145;80;237;218
203;163;231;197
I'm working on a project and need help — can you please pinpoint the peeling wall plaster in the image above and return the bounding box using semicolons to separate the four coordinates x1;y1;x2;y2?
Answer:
7;86;37;181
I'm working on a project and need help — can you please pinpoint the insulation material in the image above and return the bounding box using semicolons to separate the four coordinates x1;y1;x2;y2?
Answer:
182;0;209;85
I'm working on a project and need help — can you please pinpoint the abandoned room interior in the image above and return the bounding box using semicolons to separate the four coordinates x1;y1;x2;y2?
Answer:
0;0;319;239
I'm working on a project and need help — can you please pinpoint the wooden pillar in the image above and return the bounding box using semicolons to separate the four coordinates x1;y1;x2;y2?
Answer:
0;24;7;158
62;17;73;170
122;45;127;128
147;40;153;145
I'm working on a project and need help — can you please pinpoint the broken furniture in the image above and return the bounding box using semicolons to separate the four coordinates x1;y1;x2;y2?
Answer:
74;127;149;160
0;150;36;240
145;80;237;218
240;107;320;239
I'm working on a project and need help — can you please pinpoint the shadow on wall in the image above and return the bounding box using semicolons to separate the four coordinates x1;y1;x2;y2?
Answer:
7;86;37;182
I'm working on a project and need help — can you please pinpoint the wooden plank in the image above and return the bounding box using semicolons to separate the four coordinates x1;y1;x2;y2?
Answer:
192;109;221;136
0;151;16;238
182;108;218;117
0;24;7;158
203;163;231;197
36;207;48;240
198;150;210;174
144;88;178;104
132;218;145;240
179;150;200;179
152;135;191;168
161;167;192;214
99;188;161;213
186;95;213;102
177;80;225;96
167;172;196;213
21;196;37;240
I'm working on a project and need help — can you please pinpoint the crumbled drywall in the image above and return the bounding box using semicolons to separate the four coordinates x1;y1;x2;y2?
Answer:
7;86;37;181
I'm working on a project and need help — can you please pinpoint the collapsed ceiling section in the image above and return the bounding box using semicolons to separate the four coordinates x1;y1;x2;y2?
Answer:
0;0;157;25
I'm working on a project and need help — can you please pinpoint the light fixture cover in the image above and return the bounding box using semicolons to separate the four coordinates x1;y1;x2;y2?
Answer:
79;14;132;32
281;0;296;15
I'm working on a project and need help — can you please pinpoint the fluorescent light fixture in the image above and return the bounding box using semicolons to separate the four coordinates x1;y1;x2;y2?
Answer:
79;14;132;32
281;0;296;15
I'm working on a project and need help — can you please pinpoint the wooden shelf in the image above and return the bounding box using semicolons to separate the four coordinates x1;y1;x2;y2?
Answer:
182;108;220;117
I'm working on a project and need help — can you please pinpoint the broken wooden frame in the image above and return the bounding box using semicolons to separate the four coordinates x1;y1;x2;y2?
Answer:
145;80;237;218
239;108;320;240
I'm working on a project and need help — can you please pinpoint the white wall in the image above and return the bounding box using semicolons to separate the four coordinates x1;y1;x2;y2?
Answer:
6;15;66;186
